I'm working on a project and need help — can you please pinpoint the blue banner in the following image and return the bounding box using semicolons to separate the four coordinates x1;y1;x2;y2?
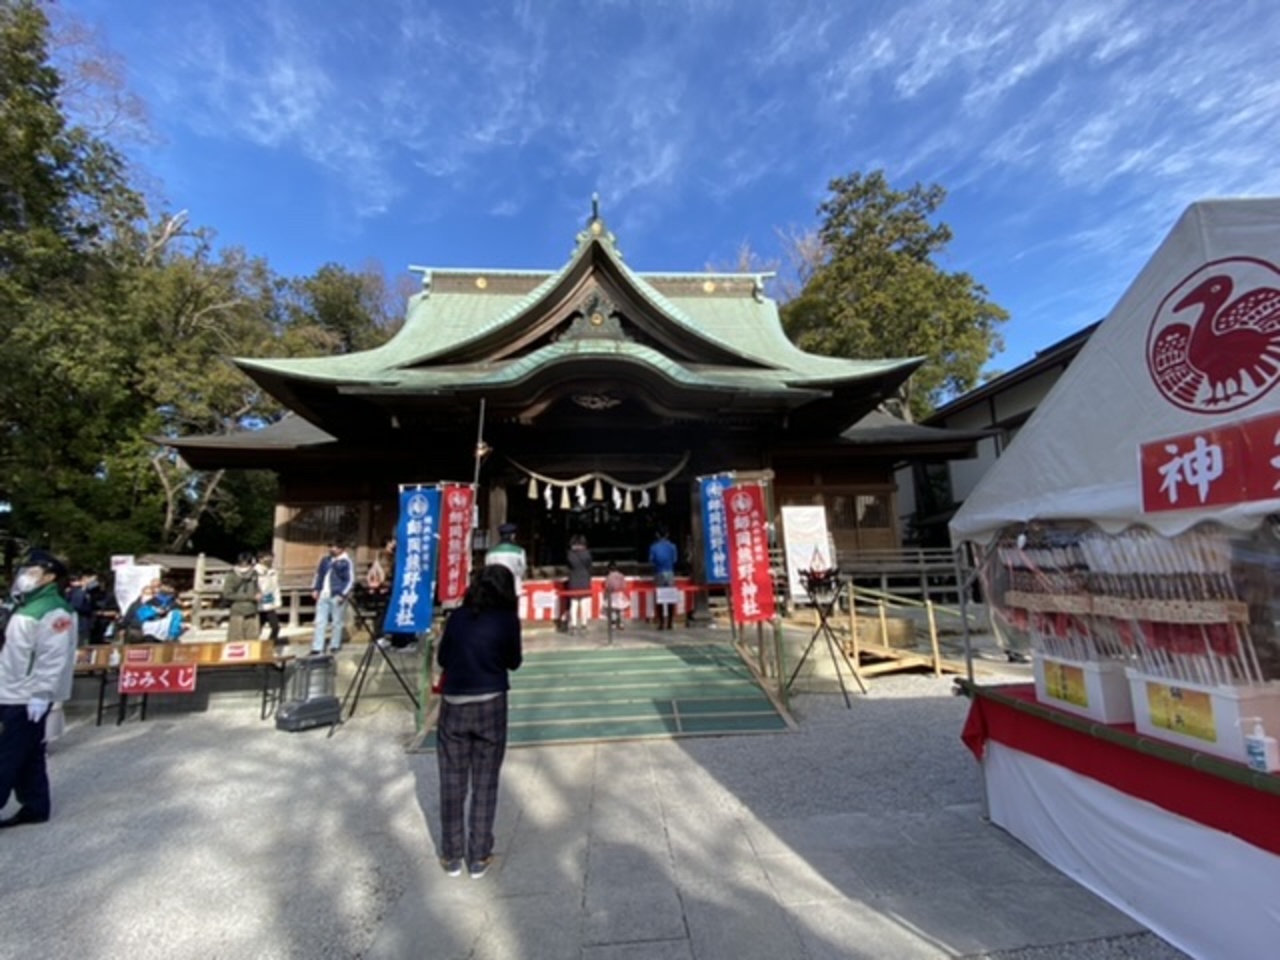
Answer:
384;486;441;634
699;474;733;584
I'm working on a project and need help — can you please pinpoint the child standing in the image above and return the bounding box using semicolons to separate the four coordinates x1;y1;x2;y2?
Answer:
604;562;629;631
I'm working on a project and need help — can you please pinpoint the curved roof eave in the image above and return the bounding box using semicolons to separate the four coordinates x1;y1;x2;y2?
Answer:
339;341;830;400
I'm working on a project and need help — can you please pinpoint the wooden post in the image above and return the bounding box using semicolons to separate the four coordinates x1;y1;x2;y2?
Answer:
926;599;941;677
847;584;860;661
194;553;207;627
878;599;889;647
772;617;788;709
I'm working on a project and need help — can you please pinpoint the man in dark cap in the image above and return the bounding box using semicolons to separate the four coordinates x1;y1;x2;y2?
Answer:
0;549;77;828
484;523;527;602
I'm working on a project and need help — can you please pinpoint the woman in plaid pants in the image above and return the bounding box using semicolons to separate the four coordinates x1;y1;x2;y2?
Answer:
435;564;523;879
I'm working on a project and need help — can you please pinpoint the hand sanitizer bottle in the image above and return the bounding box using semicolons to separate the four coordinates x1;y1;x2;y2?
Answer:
1242;717;1280;773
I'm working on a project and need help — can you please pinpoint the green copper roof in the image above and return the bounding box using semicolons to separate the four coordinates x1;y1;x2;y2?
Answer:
232;211;921;431
238;249;912;375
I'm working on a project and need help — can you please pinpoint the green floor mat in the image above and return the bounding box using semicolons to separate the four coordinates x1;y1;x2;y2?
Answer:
423;643;789;748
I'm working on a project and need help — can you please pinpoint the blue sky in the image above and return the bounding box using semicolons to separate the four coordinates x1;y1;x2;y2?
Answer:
63;0;1280;372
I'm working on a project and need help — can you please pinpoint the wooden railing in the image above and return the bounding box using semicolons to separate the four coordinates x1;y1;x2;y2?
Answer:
185;556;330;631
839;548;967;605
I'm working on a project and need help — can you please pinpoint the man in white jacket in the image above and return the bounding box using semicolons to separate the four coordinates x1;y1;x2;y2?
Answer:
0;550;77;829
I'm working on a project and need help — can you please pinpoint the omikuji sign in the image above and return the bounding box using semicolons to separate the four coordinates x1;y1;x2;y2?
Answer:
119;664;198;695
725;482;776;623
1140;410;1280;512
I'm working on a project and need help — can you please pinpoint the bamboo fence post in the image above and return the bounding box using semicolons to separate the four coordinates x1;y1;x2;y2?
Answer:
773;617;788;709
926;599;941;677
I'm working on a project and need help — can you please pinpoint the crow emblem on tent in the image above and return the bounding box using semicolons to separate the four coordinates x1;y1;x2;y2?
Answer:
1148;258;1280;413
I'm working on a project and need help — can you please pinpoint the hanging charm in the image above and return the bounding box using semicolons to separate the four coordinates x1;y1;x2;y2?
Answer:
544;485;554;509
560;486;571;509
624;490;634;513
639;489;650;508
656;482;667;505
612;486;622;510
575;484;586;506
528;477;539;500
592;477;604;501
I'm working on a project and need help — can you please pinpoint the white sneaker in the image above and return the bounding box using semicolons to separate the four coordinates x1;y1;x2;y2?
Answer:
375;636;391;649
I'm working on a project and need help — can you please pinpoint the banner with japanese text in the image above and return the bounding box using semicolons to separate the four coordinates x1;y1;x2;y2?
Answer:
384;486;441;634
725;482;776;623
699;474;733;584
1140;410;1280;513
437;483;475;605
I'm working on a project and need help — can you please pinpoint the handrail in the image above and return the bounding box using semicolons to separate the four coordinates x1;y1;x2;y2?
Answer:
848;584;983;627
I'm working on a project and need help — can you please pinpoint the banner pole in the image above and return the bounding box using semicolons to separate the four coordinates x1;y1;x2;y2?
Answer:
472;398;488;490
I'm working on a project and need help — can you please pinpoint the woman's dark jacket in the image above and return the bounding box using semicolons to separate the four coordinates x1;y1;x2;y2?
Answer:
437;608;522;696
567;546;593;591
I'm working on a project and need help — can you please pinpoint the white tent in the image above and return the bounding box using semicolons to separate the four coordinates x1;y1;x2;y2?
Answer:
951;197;1280;545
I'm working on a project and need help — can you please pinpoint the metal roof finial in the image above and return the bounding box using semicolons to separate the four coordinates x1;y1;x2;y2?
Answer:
577;192;618;250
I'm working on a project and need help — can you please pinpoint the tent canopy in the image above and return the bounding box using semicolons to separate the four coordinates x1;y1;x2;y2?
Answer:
951;198;1280;545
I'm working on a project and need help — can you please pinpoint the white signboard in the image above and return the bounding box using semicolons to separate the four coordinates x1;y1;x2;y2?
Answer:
113;563;163;613
780;505;833;605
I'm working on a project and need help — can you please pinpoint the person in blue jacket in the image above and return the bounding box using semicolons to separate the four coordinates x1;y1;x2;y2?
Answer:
648;527;678;630
311;541;354;654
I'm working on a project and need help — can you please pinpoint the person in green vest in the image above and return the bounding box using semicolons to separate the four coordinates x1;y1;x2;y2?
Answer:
484;524;527;602
221;552;261;642
0;550;77;828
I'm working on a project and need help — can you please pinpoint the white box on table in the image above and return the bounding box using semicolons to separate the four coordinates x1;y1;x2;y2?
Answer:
1124;668;1280;764
1033;654;1134;723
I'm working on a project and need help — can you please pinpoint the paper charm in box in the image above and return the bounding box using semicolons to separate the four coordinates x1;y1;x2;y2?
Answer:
983;521;1277;689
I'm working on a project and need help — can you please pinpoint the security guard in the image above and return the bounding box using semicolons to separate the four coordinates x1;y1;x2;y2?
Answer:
0;550;77;828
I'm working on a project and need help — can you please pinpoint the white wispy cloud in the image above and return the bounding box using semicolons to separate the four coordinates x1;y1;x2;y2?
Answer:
105;0;1280;300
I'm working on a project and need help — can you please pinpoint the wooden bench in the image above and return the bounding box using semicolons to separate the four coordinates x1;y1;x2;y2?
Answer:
74;641;292;725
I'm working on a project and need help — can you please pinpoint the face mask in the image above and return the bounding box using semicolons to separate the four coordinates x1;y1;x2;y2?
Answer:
14;569;44;594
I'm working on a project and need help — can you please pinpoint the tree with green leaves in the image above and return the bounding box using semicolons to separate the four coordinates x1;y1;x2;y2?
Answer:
0;3;401;570
0;0;147;565
780;170;1007;421
285;262;401;353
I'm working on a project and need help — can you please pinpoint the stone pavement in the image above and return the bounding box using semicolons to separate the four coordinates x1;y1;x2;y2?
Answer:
0;624;1189;960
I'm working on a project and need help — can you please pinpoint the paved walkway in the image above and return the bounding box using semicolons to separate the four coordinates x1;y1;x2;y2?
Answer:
0;624;1188;960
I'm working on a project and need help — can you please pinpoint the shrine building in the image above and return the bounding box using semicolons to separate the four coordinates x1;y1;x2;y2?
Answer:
167;205;982;610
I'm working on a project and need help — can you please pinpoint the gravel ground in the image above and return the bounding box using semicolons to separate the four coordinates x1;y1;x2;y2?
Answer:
0;646;1191;960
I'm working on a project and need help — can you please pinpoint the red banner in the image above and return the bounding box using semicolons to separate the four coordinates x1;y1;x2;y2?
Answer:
437;484;475;605
725;483;776;623
119;664;198;695
1140;410;1280;512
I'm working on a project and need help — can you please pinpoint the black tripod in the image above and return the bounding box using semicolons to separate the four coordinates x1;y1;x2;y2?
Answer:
786;570;866;707
338;589;421;721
